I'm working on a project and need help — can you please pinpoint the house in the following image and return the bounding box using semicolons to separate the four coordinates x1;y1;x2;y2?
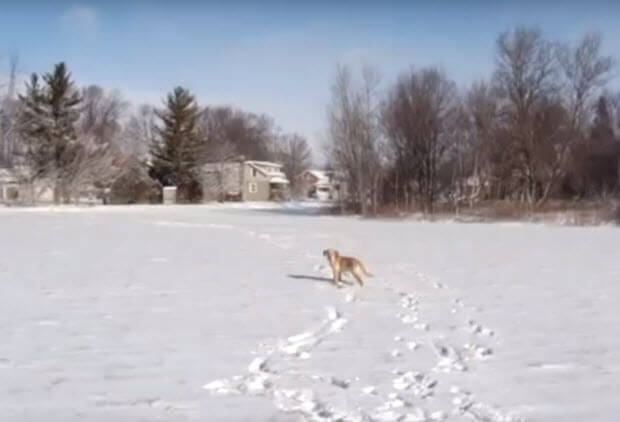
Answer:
296;169;345;201
0;166;99;205
0;167;54;204
201;159;290;202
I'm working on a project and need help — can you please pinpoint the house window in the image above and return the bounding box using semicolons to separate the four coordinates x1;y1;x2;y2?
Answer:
252;168;258;177
248;182;258;194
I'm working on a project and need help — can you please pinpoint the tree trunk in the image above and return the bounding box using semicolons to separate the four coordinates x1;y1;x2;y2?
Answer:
53;184;61;205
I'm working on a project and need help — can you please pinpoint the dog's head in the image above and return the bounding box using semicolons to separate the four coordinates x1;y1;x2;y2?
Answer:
322;249;339;261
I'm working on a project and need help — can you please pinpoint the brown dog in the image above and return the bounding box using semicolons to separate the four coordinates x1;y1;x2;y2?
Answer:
323;249;373;288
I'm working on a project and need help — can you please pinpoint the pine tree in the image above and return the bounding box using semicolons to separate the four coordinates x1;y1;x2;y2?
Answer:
149;87;202;202
18;62;82;203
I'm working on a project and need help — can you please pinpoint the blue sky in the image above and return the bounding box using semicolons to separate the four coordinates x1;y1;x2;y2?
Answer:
1;1;620;152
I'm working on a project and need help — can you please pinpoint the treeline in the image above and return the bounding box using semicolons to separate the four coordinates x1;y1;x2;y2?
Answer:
2;25;619;213
0;61;311;203
326;26;620;215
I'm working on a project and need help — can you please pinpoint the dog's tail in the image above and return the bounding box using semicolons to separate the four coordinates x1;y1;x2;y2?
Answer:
359;261;374;277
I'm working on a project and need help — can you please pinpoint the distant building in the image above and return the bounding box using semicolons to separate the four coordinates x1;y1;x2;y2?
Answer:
296;169;345;201
0;166;101;205
201;159;290;202
162;186;177;204
0;167;56;205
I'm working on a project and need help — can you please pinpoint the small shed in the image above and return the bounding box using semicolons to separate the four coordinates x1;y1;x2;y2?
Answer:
163;186;177;204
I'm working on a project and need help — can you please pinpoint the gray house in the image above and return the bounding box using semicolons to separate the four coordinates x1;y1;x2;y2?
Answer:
0;167;56;204
201;159;290;201
0;166;102;205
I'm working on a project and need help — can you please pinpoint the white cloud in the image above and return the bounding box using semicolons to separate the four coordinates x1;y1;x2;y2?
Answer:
60;4;98;40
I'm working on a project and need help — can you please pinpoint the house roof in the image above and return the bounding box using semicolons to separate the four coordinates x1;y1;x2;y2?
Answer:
308;170;328;180
298;169;333;184
246;160;289;181
200;160;291;184
246;160;283;168
269;176;290;184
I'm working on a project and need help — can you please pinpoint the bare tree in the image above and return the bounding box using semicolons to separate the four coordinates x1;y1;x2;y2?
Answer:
0;53;19;167
488;28;615;206
556;32;615;199
196;110;237;201
493;26;565;207
463;81;501;202
567;93;620;198
382;67;457;213
66;85;128;202
198;106;276;162
326;64;383;214
557;32;614;131
272;133;312;197
123;104;156;158
79;85;127;144
201;142;239;201
63;142;121;203
442;104;477;211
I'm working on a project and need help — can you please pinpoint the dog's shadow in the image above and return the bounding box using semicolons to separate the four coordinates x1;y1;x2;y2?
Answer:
287;274;354;285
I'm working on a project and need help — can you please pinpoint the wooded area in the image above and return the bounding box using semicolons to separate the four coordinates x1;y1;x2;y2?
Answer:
1;26;619;216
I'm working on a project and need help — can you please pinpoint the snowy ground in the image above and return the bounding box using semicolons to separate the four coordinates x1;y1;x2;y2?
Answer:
1;203;619;421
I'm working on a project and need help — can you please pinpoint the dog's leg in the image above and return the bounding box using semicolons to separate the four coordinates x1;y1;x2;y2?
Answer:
352;268;364;287
333;267;343;288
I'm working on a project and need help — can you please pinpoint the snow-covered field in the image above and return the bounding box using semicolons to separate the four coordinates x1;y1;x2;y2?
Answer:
1;203;619;421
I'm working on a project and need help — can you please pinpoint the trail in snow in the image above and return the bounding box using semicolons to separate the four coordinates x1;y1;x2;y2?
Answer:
203;228;523;422
203;306;353;420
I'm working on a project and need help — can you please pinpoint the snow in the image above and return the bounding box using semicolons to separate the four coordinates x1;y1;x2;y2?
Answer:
270;176;291;185
0;203;619;421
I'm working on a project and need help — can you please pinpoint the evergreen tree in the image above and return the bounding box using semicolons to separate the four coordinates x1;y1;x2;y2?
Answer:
149;87;202;202
18;62;82;203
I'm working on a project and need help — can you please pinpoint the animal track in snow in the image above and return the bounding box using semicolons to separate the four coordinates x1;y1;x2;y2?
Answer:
384;268;511;421
450;385;524;422
430;339;494;374
392;371;438;398
468;319;495;337
406;341;419;351
400;314;418;325
399;293;419;310
203;307;351;418
463;343;493;360
272;388;366;422
431;340;468;373
397;292;427;331
345;292;356;303
415;271;445;290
